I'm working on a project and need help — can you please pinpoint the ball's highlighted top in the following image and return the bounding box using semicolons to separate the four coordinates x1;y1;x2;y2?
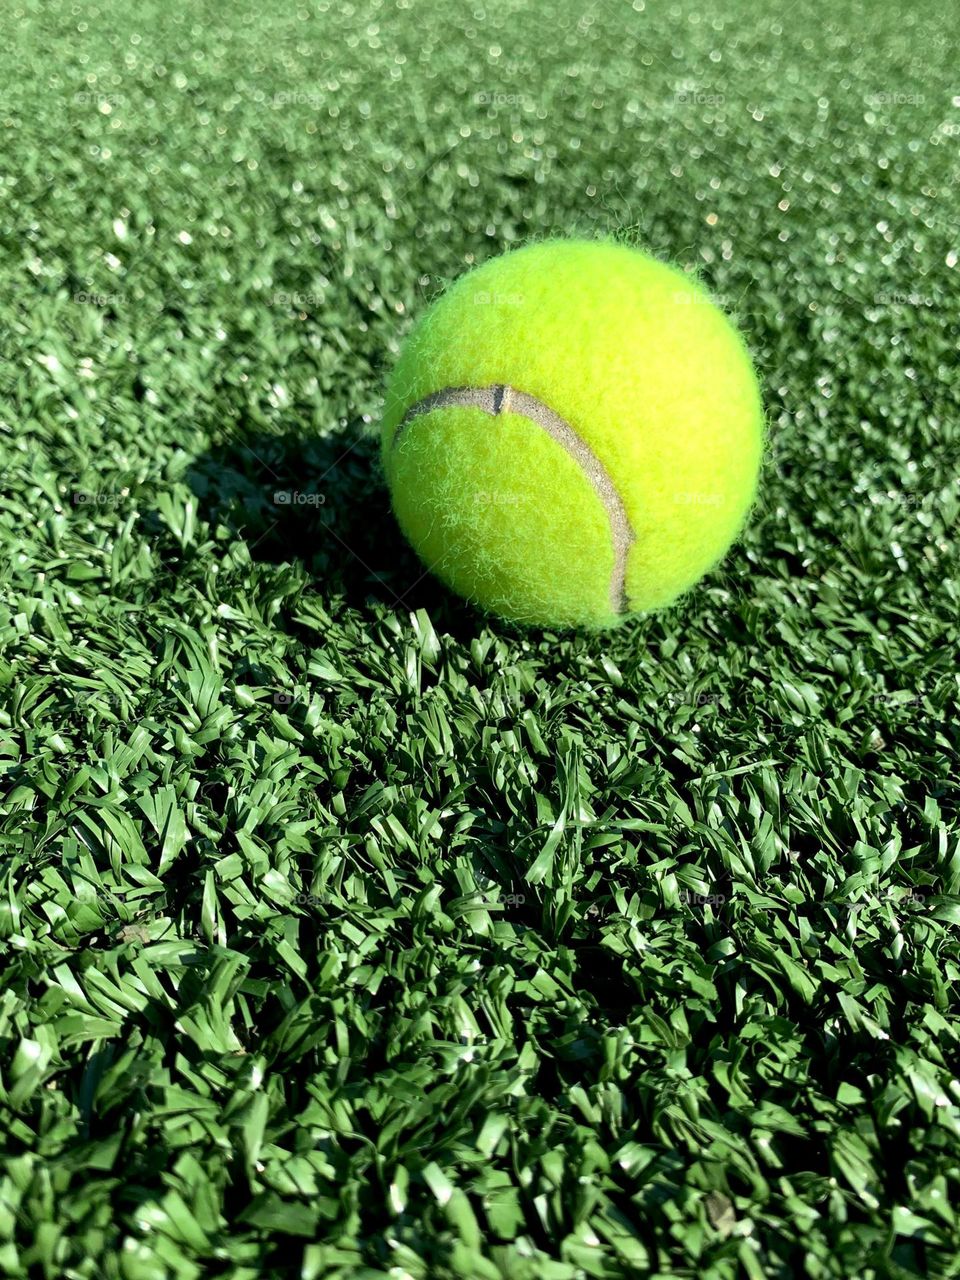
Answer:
382;239;764;629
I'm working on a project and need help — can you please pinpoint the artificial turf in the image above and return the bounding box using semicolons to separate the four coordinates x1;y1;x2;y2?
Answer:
1;0;959;1277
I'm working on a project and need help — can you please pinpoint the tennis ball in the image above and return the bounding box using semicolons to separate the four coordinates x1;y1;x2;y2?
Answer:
381;239;764;629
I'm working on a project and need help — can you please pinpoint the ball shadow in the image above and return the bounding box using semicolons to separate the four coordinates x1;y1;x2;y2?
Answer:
185;419;474;627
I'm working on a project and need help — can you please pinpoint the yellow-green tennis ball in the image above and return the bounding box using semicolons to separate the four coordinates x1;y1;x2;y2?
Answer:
381;239;764;629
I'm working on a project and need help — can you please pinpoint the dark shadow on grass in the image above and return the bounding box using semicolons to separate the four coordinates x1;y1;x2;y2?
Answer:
185;420;477;629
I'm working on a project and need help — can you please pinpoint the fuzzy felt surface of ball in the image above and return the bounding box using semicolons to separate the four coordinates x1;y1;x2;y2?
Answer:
381;239;765;628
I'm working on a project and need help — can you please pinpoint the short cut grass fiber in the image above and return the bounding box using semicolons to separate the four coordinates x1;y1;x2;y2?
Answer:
1;1;958;1278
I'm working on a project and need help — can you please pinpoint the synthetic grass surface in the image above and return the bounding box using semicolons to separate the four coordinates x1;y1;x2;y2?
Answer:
1;1;959;1278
